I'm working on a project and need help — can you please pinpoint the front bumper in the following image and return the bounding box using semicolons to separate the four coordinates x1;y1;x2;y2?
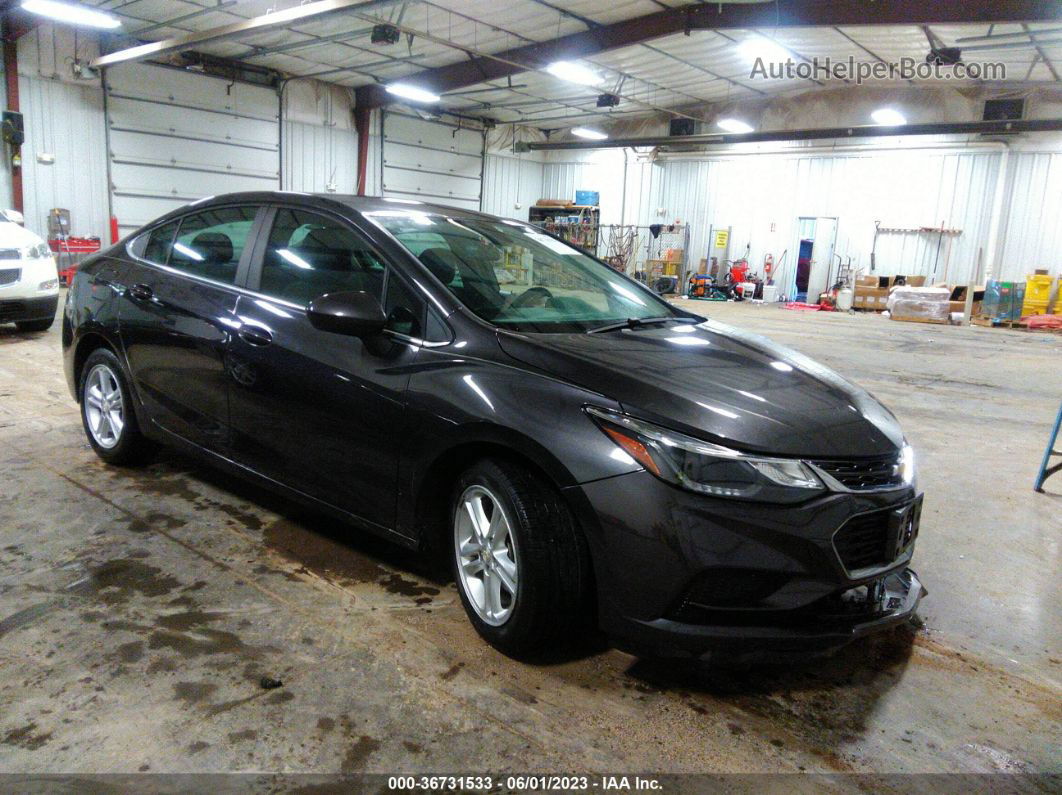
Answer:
568;469;925;660
0;293;60;323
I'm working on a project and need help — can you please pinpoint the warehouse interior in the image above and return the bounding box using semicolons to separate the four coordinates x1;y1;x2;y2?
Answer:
0;0;1059;783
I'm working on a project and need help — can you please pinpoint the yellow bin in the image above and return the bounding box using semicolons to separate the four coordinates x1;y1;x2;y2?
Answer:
1022;273;1053;316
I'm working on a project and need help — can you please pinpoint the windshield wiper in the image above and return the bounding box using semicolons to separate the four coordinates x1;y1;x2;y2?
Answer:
586;316;697;334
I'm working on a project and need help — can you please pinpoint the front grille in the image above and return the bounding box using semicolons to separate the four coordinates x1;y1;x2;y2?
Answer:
0;248;21;261
0;268;19;287
811;454;902;491
833;510;892;572
0;300;26;320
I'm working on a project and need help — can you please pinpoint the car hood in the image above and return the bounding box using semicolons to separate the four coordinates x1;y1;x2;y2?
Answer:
496;318;904;458
0;221;44;248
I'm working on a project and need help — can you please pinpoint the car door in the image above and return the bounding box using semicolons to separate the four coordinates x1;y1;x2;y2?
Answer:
120;205;264;451
226;205;426;534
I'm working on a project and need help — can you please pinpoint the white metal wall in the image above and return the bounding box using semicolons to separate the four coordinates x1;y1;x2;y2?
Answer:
105;63;280;234
381;111;483;211
541;144;1057;285
481;153;543;221
7;75;109;241
998;151;1062;273
282;120;357;194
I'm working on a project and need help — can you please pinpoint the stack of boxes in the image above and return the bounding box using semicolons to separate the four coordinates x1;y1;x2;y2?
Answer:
853;275;926;311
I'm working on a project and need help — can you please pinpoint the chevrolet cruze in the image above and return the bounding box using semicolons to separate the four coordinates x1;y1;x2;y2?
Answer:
63;192;925;660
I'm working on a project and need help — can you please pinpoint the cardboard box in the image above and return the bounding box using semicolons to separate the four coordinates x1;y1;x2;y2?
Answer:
663;248;684;263
854;285;890;310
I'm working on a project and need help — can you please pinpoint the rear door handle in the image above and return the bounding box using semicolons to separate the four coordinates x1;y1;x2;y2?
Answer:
238;326;273;347
128;283;153;301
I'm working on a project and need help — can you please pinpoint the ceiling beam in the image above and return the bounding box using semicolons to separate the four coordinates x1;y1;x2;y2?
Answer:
356;0;1062;108
516;118;1062;151
91;0;396;68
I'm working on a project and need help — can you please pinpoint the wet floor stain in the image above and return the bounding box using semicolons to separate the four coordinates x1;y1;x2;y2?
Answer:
0;602;60;640
173;681;219;706
341;735;381;772
2;723;52;750
66;559;181;606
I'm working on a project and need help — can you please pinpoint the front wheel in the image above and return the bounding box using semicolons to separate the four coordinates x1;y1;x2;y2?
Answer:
79;348;155;465
451;458;591;657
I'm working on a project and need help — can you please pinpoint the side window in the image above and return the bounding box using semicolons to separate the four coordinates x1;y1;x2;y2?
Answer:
383;272;425;338
260;209;387;305
169;206;259;284
131;221;179;265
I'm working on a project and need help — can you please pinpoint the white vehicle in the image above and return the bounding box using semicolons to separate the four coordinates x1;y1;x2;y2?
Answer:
0;209;60;332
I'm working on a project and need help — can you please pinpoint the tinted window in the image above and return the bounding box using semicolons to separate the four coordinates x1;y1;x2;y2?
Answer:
383;272;424;338
260;209;387;305
131;221;179;264
169;206;259;284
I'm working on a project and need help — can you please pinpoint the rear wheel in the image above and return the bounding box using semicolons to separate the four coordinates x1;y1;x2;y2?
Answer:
451;458;591;656
15;317;53;332
79;348;154;465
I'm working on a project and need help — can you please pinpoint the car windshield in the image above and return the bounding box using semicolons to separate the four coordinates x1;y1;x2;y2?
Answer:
366;208;680;333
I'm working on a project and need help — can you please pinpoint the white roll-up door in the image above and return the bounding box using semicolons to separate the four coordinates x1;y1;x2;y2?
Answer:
382;111;483;211
105;63;279;234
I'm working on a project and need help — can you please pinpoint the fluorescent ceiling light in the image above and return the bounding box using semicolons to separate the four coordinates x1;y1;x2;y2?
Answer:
871;107;907;126
21;0;121;29
737;35;790;63
385;83;440;103
571;127;608;140
546;60;603;86
717;118;754;134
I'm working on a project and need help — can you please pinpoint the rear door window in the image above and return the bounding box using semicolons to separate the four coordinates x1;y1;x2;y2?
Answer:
168;206;259;285
130;221;179;265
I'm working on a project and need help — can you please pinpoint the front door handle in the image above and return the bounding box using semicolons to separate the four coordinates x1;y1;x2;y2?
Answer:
238;326;273;347
128;283;153;301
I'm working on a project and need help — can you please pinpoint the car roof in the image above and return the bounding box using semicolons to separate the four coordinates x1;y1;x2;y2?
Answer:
156;191;502;225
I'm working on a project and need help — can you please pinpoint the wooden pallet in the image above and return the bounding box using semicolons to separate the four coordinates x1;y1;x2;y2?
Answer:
889;315;947;325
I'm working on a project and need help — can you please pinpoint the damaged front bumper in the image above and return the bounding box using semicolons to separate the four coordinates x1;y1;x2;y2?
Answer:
616;568;926;662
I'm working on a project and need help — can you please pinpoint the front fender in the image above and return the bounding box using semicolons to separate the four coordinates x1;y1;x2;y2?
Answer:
396;347;641;538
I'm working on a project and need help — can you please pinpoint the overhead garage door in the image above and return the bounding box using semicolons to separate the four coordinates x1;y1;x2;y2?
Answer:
105;63;279;235
382;111;483;211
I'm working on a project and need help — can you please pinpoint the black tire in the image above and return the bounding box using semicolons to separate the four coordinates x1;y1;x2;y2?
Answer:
450;458;591;657
79;347;155;466
15;317;54;333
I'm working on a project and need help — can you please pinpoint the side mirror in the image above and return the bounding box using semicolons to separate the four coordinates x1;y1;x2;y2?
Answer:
307;291;387;338
2;209;24;225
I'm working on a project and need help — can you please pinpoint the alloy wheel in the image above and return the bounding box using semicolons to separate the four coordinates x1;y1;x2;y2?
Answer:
84;363;125;449
454;485;519;626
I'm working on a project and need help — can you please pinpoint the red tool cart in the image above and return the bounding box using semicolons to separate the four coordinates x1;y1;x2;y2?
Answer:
48;236;101;285
46;208;102;285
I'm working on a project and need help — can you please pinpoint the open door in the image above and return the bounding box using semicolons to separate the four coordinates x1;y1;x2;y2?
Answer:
794;217;838;302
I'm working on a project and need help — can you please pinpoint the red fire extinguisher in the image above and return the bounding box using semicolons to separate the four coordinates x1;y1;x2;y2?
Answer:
764;253;774;276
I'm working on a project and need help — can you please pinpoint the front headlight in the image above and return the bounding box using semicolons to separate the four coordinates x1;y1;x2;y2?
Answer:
586;406;826;504
898;443;915;486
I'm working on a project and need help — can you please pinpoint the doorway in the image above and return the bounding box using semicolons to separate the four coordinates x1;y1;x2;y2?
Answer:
793;216;838;302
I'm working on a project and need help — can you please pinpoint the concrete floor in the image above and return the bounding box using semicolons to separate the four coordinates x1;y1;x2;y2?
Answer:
0;294;1059;778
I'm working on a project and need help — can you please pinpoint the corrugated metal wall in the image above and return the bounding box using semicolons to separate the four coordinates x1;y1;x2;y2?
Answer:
282;121;358;194
481;153;543;220
544;144;1050;285
18;75;109;241
998;151;1062;274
